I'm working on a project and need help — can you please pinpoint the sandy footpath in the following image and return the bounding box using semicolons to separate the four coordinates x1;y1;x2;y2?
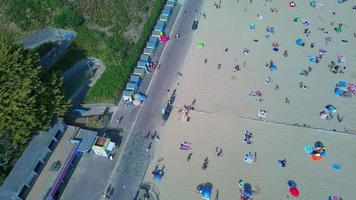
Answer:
143;0;356;199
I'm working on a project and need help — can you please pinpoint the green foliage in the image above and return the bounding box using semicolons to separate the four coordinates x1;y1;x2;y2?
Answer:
76;0;116;27
4;0;62;31
53;5;84;28
0;39;69;183
52;42;87;72
85;0;166;103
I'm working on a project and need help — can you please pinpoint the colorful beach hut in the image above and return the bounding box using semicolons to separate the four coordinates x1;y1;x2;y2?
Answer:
159;14;170;22
154;20;166;32
126;82;138;91
149;36;159;45
130;74;142;85
146;41;157;50
122;89;134;101
143;48;154;56
133;68;145;78
140;54;150;63
152;30;162;38
166;0;176;8
164;5;173;13
137;61;149;71
162;8;172;17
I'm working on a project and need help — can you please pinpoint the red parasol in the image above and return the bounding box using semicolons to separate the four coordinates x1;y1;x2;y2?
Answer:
289;187;300;198
160;36;169;43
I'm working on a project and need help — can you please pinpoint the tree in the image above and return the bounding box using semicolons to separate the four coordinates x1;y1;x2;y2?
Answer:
0;38;70;182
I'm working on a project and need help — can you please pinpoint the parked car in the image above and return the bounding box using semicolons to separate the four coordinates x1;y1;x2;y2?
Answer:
192;20;199;30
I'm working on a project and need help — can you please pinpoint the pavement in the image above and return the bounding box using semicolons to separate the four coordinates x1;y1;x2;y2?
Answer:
58;1;204;199
107;0;205;199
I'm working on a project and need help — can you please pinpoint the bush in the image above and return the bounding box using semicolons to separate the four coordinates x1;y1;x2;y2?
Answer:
53;5;84;28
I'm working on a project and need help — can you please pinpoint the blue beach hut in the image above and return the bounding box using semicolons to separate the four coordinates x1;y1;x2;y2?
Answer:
154;20;166;32
152;30;162;38
162;8;172;17
166;0;176;8
143;48;154;56
137;61;149;71
122;90;134;101
146;41;157;50
159;14;170;22
140;54;150;63
126;82;138;91
130;74;142;85
149;36;159;45
133;68;145;78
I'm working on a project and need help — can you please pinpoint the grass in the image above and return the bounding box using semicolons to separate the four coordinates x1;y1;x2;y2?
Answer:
85;0;167;103
32;42;55;57
52;42;87;72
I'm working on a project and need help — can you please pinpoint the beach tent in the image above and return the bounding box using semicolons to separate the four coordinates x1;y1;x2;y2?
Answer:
133;68;145;78
152;30;162;38
146;41;157;49
296;39;304;46
130;74;142;85
244;152;253;165
329;194;342;200
122;89;134;101
143;48;154;56
159;14;170;22
335;26;342;33
126;82;138;91
293;17;301;22
332;163;342;170
140;54;150;63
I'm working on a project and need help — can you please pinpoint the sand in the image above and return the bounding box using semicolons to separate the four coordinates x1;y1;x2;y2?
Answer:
143;0;356;199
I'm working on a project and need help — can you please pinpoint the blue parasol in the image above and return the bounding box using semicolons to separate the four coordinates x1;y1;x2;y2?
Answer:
288;180;297;188
296;38;304;46
269;64;277;71
243;183;253;198
334;88;342;95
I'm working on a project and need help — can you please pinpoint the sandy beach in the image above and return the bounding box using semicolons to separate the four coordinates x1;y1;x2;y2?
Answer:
143;0;356;199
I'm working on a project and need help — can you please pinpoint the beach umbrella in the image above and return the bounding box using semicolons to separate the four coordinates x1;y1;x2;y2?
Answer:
269;64;277;71
249;24;256;29
289;1;296;8
334;88;342;95
293;17;301;22
197;43;205;48
287;180;297;188
244;152;253;165
160;36;169;43
308;55;316;63
272;47;279;52
296;39;304;46
289;187;300;197
325;104;336;113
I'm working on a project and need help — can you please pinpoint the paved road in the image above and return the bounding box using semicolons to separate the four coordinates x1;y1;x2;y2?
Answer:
109;0;205;199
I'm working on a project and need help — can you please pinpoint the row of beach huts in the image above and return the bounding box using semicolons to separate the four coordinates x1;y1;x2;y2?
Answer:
122;0;177;105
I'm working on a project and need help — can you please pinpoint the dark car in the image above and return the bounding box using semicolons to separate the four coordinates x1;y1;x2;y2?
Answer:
192;20;198;30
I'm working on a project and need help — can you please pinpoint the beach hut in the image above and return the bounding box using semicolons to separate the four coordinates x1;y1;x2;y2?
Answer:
166;0;176;8
149;36;159;45
126;82;138;91
137;61;149;71
154;20;166;32
146;41;157;50
159;14;170;22
163;5;173;13
140;54;150;63
162;8;172;17
143;48;154;56
130;74;142;85
152;30;162;38
133;68;145;78
122;89;134;101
